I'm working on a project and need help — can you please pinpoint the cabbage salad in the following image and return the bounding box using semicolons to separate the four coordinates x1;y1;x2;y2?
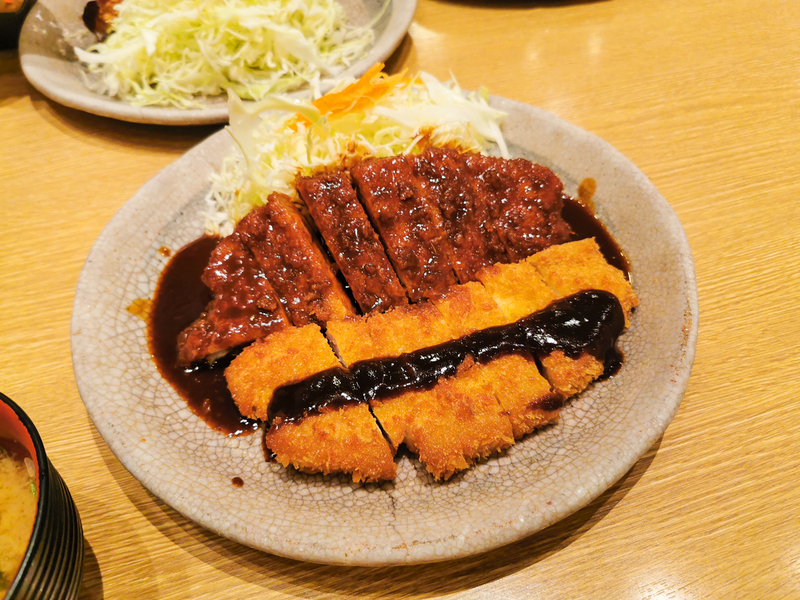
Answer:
74;0;377;107
206;64;509;236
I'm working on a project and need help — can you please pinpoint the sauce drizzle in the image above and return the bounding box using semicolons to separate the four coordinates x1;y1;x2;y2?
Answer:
269;290;624;424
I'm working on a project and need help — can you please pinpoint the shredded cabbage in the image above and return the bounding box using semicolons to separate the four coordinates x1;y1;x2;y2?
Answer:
74;0;377;107
206;65;509;236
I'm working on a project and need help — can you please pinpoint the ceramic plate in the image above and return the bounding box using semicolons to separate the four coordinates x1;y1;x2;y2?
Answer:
18;0;415;125
71;96;698;565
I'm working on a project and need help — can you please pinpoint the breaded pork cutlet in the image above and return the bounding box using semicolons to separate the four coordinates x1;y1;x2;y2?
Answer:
176;235;289;366
465;154;572;262
351;156;458;301
411;148;509;282
297;171;408;313
236;193;355;327
527;238;638;328
525;238;638;396
84;0;122;36
430;282;562;440
476;238;637;397
225;324;396;482
326;301;515;480
476;244;603;398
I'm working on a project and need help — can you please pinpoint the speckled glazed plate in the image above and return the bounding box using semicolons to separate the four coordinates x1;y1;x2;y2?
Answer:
18;0;415;125
71;96;698;565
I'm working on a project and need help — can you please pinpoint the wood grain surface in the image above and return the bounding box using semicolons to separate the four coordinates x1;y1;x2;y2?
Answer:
2;0;799;597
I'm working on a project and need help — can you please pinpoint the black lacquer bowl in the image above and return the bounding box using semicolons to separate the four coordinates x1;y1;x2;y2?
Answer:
0;392;84;600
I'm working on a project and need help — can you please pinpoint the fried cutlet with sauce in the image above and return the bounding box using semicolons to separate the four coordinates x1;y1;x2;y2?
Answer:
225;324;342;421
526;237;638;327
326;301;515;479
351;155;458;301
404;357;514;480
465;154;572;261
176;235;289;366
297;171;408;313
364;303;514;477
410;148;509;282
236;193;355;326
225;324;395;482
431;282;562;439
523;238;638;395
83;0;122;36
328;302;454;450
475;246;607;398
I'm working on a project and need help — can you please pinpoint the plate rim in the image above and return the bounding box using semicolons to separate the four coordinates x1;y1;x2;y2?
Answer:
19;0;417;125
71;96;699;565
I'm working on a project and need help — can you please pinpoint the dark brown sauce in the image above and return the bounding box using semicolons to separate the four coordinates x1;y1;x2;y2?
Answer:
148;236;259;436
81;0;99;32
563;194;631;277
270;290;624;423
231;477;244;488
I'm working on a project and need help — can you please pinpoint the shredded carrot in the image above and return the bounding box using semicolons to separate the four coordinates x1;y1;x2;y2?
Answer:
290;63;410;130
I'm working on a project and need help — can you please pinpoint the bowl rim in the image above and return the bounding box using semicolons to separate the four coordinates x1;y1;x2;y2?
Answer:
0;392;51;599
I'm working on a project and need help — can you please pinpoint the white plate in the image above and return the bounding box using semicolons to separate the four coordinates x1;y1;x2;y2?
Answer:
19;0;415;125
71;96;698;565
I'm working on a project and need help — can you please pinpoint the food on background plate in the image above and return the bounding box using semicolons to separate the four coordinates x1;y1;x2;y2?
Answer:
149;66;638;482
0;439;37;593
75;0;379;108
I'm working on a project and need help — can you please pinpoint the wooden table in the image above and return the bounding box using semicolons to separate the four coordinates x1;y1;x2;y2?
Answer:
2;0;799;597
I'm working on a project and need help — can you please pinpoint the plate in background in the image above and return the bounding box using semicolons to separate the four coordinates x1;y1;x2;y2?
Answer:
18;0;416;125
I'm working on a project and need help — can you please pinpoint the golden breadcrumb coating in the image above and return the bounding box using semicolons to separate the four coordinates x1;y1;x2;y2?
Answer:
225;324;340;421
405;359;514;480
475;260;558;321
325;316;376;364
267;403;396;482
432;282;561;439
527;237;638;327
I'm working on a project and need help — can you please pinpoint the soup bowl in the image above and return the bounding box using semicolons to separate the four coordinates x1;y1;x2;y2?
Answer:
0;392;84;600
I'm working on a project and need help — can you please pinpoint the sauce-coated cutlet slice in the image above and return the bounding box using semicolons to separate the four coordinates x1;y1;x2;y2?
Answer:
466;154;572;262
351;155;458;301
225;324;396;482
236;193;355;326
297;171;408;313
431;282;562;439
327;300;516;480
176;235;289;366
411;148;509;282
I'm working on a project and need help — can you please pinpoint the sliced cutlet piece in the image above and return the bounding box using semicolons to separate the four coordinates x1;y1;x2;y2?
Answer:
268;402;397;482
363;302;514;479
465;154;572;262
176;235;290;365
475;259;559;322
475;252;605;398
225;324;396;482
236;193;355;327
353;302;454;450
325;316;376;365
225;324;342;421
297;171;408;313
410;148;508;282
526;238;638;396
431;282;561;439
527;237;638;327
351;155;458;301
406;357;514;480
